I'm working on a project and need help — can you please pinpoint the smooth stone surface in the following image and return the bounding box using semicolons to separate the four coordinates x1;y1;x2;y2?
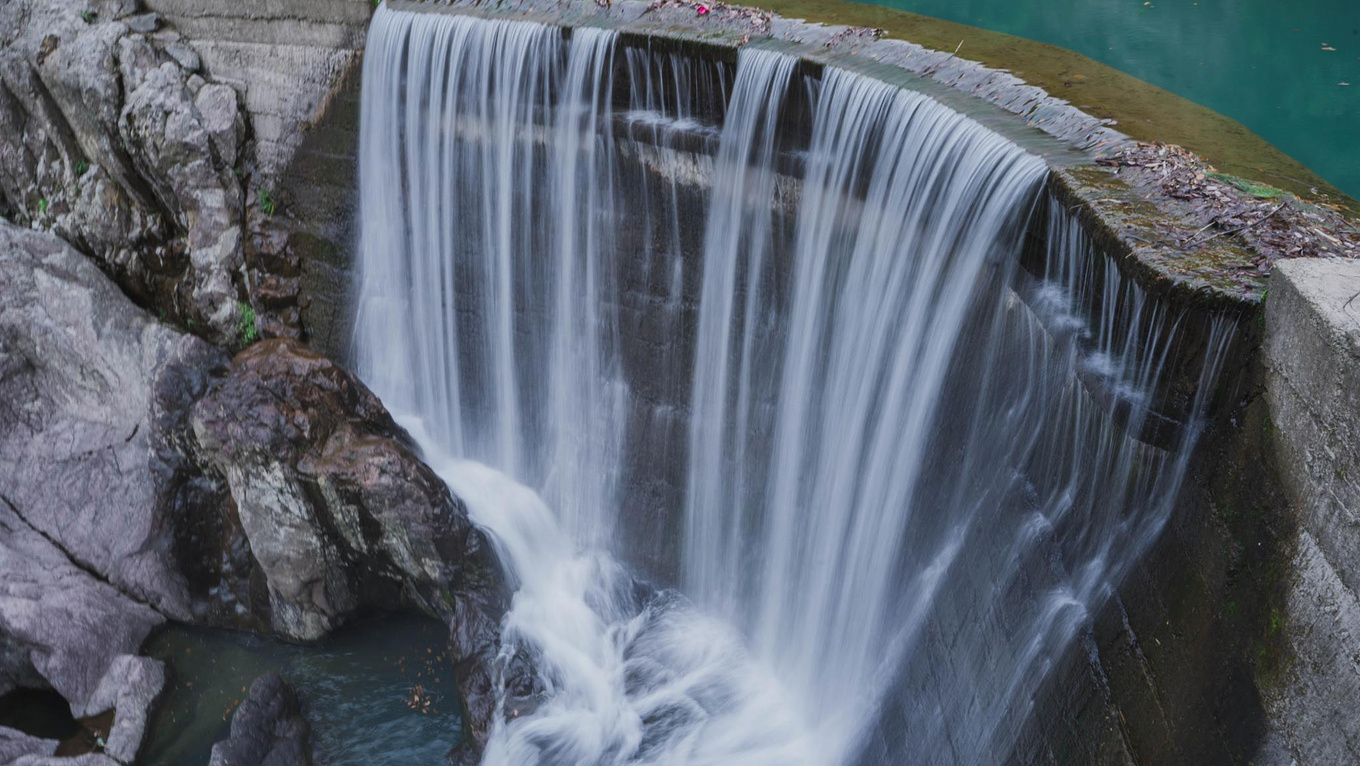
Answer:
0;726;58;762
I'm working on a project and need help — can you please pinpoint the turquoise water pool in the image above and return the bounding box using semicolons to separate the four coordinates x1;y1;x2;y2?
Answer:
862;0;1360;198
141;614;462;765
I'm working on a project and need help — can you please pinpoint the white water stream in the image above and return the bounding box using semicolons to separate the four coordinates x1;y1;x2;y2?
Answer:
354;6;1233;763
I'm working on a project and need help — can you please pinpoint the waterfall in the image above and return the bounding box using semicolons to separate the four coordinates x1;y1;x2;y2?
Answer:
353;5;1234;764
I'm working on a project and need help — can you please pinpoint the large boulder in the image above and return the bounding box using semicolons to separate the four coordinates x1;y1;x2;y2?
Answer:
0;220;225;764
208;672;311;766
189;338;524;751
0;220;228;620
190;339;507;643
0;0;248;344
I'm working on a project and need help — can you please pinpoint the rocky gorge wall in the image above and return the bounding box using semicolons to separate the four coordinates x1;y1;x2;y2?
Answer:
0;3;530;762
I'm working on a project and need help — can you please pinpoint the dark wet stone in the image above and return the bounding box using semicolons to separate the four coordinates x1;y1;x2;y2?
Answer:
208;672;311;766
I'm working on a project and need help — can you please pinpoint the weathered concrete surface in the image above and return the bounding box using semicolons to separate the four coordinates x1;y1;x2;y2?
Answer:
1261;257;1360;764
1265;258;1360;593
1264;530;1360;763
140;0;372;179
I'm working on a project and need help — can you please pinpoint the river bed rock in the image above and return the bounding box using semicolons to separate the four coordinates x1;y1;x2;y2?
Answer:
207;672;310;766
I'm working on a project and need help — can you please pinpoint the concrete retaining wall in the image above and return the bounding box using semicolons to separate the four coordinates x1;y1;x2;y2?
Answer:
1261;258;1360;763
141;0;372;178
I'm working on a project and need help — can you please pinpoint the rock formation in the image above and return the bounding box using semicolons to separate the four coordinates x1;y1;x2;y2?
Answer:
189;338;530;751
0;221;183;765
0;218;524;762
208;672;311;766
0;0;248;345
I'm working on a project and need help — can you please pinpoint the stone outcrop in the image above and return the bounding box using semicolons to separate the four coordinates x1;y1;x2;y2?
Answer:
190;338;507;643
208;672;311;766
0;0;250;344
0;216;525;761
0;221;228;620
1261;257;1360;764
0;220;218;763
189;338;525;752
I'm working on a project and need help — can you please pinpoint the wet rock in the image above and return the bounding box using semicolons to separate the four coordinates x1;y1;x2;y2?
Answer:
189;338;525;752
190;339;508;642
208;672;311;766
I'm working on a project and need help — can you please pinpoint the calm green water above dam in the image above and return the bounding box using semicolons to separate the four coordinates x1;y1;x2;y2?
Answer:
858;0;1360;198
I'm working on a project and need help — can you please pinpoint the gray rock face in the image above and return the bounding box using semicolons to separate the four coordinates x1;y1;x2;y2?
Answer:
0;0;249;345
1262;257;1360;764
208;672;311;766
0;727;58;762
0;506;167;766
9;755;120;766
125;13;162;35
0;220;229;619
0;503;161;714
0;221;223;765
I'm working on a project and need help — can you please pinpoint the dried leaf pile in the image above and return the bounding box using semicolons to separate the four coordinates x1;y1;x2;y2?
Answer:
1099;143;1360;276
